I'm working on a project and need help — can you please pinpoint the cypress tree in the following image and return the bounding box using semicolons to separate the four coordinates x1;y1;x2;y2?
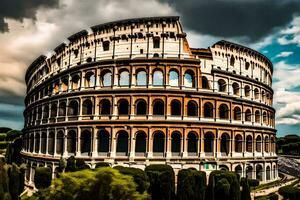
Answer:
241;177;251;200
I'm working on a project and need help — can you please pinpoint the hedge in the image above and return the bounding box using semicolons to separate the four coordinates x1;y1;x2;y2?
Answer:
206;170;240;200
177;169;206;200
34;167;52;189
114;166;149;194
145;164;175;200
0;141;8;149
0;134;6;141
278;185;300;200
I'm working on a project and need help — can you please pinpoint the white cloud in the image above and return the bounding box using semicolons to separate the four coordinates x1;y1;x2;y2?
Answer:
277;16;300;46
275;51;294;58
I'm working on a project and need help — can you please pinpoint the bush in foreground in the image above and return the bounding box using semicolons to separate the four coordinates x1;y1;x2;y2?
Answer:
28;167;149;200
145;164;175;200
34;167;52;189
278;185;300;200
176;169;206;200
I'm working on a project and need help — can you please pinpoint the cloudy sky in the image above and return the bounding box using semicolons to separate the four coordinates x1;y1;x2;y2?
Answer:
0;0;299;136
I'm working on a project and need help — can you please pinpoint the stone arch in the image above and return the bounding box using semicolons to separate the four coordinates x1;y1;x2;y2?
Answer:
220;132;230;155
101;70;112;87
153;70;164;86
135;131;146;153
82;99;93;115
118;99;129;115
255;110;260;123
184;70;195;88
246;166;253;179
204;132;214;154
256;164;263;181
232;82;239;95
43;105;49;119
136;69;147;86
235;134;243;152
235;165;243;178
119;69;130;86
266;166;271;181
50;103;57;117
56;131;64;155
153;99;164;115
67;130;76;154
245;109;252;122
99;99;111;115
254;88;259;99
171;131;181;154
68;100;79;116
246;135;253;152
233;106;241;120
34;133;40;153
81;130;91;155
116;131;129;155
171;99;181;116
98;130;110;153
169;69;179;87
71;74;80;90
153;131;165;155
48;132;54;155
58;102;66;116
256;135;262;152
41;132;47;154
218;79;226;92
219;104;229;119
187;100;198;117
244;85;251;97
85;71;95;88
204;102;213;118
136;99;147;115
265;135;269;152
202;76;210;89
187;132;198;155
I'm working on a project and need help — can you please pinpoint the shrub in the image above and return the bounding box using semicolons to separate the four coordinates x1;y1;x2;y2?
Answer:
247;179;260;188
269;193;278;200
65;156;89;172
34;167;52;189
114;166;149;194
241;177;251;200
176;169;206;200
278;185;300;200
5;130;21;141
0;134;6;141
145;164;175;200
28;167;149;200
0;141;8;149
0;128;12;133
206;170;240;200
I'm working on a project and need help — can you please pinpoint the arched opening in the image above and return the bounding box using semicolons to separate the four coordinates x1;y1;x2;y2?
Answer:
187;101;198;117
136;100;147;115
82;99;93;115
71;75;80;90
221;133;230;155
85;72;95;88
56;131;64;155
263;112;267;124
48;132;54;155
171;132;181;155
119;70;130;86
68;100;79;116
29;134;34;152
245;109;252;122
262;91;265;102
235;134;243;152
273;165;276;179
153;37;160;48
67;130;76;154
218;79;226;92
100;99;111;115
266;166;271;181
135;131;146;154
98;130;109;153
102;71;112;87
219;104;229;119
116;131;129;155
202;76;209;89
153;131;165;155
184;70;195;87
136;70;147;86
256;165;263;181
271;137;275;153
254;88;259;99
43;105;49;119
61;78;68;92
204;132;214;154
204;102;213;118
187;132;198;155
153;70;163;86
246;135;253;152
171;100;181;116
58;102;66;116
41;132;47;154
50;104;57;118
34;133;40;153
219;165;229;171
153;100;164;115
246;166;253;179
230;55;235;66
118;99;129;115
244;85;251;97
265;136;269;152
81;130;91;155
235;165;242;178
255;110;260;123
169;70;179;87
233;107;241;120
232;82;239;95
256;135;262;152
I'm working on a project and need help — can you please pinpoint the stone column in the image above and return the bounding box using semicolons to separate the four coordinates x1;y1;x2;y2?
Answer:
63;128;68;158
110;128;116;158
166;128;171;158
46;130;49;155
182;129;187;157
76;129;81;156
129;127;135;159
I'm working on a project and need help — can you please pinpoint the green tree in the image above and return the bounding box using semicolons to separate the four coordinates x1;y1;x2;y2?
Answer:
145;164;175;200
241;177;251;200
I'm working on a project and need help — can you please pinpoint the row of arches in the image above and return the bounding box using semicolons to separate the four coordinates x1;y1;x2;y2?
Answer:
23;130;276;156
27;97;275;127
234;164;277;181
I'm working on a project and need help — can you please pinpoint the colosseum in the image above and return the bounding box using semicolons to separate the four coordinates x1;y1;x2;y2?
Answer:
21;16;277;185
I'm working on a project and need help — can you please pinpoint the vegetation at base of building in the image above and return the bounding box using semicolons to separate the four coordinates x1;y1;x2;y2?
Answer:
145;164;175;200
26;167;149;200
64;156;90;172
278;184;300;200
176;168;206;200
241;177;251;200
206;170;241;200
255;193;278;200
114;166;149;194
277;134;300;155
95;162;110;168
34;167;52;189
5;137;23;165
0;161;25;200
0;128;20;156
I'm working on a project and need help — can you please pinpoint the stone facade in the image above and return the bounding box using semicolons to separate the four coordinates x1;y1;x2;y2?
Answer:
22;16;277;185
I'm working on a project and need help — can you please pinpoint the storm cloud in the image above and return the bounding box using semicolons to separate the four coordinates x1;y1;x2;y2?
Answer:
0;0;59;32
160;0;300;42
